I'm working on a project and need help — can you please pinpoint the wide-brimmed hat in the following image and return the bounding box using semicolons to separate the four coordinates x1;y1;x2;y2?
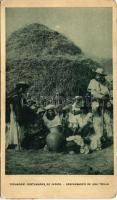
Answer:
72;107;81;112
37;107;45;114
95;68;106;76
45;104;55;110
75;96;83;100
16;81;29;90
62;105;71;111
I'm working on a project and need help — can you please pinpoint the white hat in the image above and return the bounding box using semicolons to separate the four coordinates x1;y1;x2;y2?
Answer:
30;105;36;110
45;104;55;110
72;107;81;112
37;107;45;114
75;96;83;99
62;105;71;111
95;68;106;76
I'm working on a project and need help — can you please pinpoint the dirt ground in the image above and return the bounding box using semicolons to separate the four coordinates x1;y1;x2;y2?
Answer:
6;145;114;175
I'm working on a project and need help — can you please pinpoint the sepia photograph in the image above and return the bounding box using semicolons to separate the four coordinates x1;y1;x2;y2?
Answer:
5;7;114;175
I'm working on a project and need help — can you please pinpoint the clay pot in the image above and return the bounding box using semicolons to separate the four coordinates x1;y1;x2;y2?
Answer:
46;127;65;152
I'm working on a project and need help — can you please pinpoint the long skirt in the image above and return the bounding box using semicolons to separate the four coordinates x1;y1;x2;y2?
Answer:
6;108;24;148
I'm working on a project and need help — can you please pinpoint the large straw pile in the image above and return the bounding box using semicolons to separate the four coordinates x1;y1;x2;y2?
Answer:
6;23;100;99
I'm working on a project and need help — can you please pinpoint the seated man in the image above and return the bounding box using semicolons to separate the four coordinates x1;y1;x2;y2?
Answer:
72;96;84;113
66;105;94;154
60;105;71;137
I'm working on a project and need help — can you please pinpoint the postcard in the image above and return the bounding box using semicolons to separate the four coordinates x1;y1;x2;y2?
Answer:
0;0;117;198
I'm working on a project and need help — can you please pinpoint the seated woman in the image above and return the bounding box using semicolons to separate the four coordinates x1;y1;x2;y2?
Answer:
43;104;65;152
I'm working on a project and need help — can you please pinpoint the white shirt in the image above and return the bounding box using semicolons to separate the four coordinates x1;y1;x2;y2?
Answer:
72;102;81;111
68;112;79;128
43;114;61;129
88;79;109;99
68;112;92;128
77;113;93;128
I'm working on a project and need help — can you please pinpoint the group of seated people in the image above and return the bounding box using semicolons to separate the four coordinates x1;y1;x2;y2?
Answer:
6;94;113;154
42;96;112;154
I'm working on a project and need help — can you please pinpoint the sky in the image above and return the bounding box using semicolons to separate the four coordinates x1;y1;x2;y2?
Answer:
6;8;112;59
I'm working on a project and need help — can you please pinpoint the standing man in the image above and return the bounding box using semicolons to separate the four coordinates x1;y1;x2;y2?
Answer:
8;81;30;150
87;68;112;148
88;68;109;100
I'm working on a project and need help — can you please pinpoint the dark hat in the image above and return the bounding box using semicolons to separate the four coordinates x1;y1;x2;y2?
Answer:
16;81;29;90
